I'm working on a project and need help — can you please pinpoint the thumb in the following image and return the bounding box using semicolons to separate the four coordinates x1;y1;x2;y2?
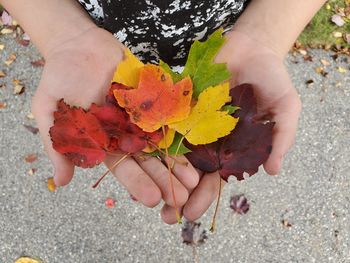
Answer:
32;92;75;186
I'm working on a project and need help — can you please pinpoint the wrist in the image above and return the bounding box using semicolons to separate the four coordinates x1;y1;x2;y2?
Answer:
216;30;284;74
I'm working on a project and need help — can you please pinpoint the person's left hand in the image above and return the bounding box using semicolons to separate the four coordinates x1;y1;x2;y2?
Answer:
160;30;301;224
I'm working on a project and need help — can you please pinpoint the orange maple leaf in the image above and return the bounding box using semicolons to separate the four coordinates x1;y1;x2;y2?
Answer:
113;64;193;132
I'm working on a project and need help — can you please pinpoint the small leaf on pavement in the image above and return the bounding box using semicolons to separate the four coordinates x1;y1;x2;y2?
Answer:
181;221;207;246
230;194;250;214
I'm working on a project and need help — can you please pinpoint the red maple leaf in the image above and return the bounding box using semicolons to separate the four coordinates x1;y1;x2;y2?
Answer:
185;84;274;181
90;85;164;153
50;99;109;168
50;86;164;168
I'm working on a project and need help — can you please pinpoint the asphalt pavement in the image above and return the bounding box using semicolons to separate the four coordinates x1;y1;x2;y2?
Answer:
0;36;349;263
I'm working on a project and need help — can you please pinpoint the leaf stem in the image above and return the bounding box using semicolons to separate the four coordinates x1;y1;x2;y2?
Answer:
171;134;186;169
92;153;130;188
162;125;182;224
147;141;187;166
210;176;222;232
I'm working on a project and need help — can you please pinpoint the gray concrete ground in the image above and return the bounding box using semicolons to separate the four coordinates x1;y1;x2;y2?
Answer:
0;36;349;263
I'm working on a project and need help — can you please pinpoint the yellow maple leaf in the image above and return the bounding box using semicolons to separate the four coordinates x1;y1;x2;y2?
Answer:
15;257;41;263
112;48;144;88
170;83;238;145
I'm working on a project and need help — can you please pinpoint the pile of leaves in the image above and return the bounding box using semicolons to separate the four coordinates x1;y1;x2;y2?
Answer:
49;29;274;222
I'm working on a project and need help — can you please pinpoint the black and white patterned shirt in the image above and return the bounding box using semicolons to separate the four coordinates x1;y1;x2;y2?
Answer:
77;0;249;66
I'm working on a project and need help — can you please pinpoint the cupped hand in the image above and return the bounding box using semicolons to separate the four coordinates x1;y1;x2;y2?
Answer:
161;30;302;223
31;27;199;211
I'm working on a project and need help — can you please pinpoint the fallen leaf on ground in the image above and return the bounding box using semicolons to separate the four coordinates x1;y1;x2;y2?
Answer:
47;177;56;192
282;219;292;228
23;124;39;134
114;65;193;132
337;66;347;73
0;44;4;50
0;102;7;109
230;194;250;214
1;10;12;26
320;59;330;66
181;221;207;246
25;154;37;163
331;14;346;26
345;34;350;45
0;70;5;78
315;67;328;77
26;112;35;120
16;36;30;46
0;28;13;34
305;79;314;88
13;84;25;95
333;31;343;38
14;256;41;263
303;55;313;62
30;58;45;67
298;49;307;56
170;82;238;145
130;194;138;201
105;197;116;208
4;53;16;66
27;168;37;175
12;79;21;85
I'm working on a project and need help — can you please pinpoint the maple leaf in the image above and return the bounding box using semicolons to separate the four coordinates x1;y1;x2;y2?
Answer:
112;48;144;88
114;64;193;132
47;177;57;192
170;82;238;145
161;29;231;98
230;194;250;214
50;99;109;168
14;257;42;263
181;221;207;246
185;84;274;181
89;100;164;153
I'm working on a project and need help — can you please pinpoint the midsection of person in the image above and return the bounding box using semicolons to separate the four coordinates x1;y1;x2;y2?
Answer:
77;0;249;65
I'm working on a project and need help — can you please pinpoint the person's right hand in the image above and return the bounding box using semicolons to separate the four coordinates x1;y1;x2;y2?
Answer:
31;27;199;211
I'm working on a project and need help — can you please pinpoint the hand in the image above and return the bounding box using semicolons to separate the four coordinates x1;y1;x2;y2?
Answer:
31;27;199;211
161;30;302;223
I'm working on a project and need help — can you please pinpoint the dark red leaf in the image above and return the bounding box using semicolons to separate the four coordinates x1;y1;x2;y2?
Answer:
50;99;109;168
31;58;45;67
23;124;39;134
230;194;250;214
16;37;30;46
185;84;274;181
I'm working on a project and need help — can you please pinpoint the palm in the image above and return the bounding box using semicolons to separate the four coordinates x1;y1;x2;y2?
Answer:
31;28;199;214
175;34;302;223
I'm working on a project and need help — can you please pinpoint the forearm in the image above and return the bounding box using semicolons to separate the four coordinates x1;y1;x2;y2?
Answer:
0;0;97;57
229;0;327;58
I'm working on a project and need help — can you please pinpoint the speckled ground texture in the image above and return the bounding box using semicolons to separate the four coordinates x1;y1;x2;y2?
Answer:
0;36;349;263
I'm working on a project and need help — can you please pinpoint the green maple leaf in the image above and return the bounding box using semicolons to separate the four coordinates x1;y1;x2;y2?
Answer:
161;29;231;98
148;132;191;157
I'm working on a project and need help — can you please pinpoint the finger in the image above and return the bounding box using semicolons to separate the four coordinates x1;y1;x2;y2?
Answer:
32;93;75;186
264;94;301;175
161;204;182;225
134;155;189;207
104;154;161;208
183;172;226;222
164;155;200;190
